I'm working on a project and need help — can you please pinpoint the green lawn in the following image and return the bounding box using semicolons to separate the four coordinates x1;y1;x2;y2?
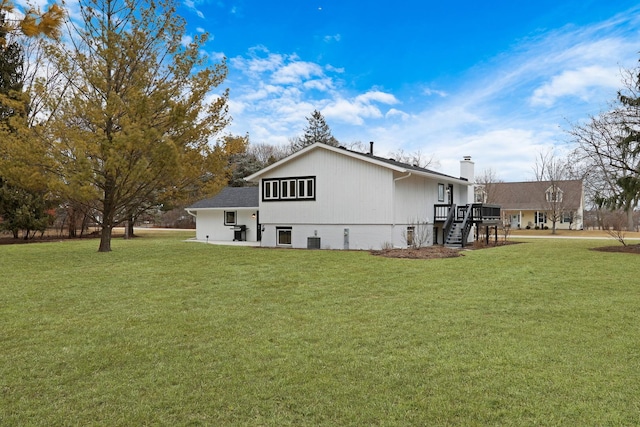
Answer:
1;233;639;426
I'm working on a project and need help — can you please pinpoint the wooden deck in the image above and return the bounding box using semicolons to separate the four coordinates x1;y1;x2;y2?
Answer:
434;203;502;247
434;203;501;224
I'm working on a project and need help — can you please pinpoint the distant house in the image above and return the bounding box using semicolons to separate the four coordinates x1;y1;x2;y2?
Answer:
480;180;584;230
187;143;501;249
185;186;259;242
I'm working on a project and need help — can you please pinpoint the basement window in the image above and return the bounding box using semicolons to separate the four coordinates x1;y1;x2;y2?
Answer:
277;227;292;246
406;226;415;246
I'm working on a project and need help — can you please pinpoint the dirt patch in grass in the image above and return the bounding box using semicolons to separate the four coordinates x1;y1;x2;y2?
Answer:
371;246;464;259
370;241;520;259
591;244;640;254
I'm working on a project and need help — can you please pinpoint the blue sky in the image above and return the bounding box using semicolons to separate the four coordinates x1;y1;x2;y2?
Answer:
178;0;640;181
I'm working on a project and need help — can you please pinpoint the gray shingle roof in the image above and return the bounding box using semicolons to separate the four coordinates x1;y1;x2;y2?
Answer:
187;186;259;209
346;148;467;180
487;180;583;210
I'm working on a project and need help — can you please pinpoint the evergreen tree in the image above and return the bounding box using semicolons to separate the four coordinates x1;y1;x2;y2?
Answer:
0;25;52;238
224;134;261;187
0;180;51;239
291;110;339;151
0;26;23;121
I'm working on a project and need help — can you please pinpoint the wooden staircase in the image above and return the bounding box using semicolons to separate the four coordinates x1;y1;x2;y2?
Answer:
444;204;473;248
445;222;465;247
435;202;502;247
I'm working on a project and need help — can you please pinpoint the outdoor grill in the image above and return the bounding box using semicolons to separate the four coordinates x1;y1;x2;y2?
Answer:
233;225;247;241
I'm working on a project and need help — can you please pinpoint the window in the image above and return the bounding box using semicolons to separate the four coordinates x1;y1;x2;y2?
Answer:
474;185;486;203
561;211;573;223
298;178;315;199
224;211;236;225
264;180;279;200
406;226;415;247
438;183;445;202
546;186;563;203
262;176;316;201
535;211;547;224
277;227;292;245
281;179;297;199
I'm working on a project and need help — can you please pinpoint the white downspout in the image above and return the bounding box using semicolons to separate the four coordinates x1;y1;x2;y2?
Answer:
392;172;412;247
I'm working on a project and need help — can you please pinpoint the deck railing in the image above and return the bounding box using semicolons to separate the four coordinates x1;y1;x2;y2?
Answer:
434;203;501;224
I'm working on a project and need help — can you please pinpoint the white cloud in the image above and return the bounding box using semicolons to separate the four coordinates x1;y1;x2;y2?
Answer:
208;51;226;62
323;34;341;43
423;88;448;97
322;99;380;125
183;0;204;19
230;47;285;77
530;65;621;107
272;61;325;85
355;91;398;105
303;78;334;91
322;91;399;125
385;109;411;121
325;64;345;73
15;0;48;10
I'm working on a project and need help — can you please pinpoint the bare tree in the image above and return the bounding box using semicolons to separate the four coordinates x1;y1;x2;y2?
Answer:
388;148;440;169
402;218;432;248
248;143;289;166
474;168;503;203
569;63;640;231
533;150;570;234
602;209;629;246
569;111;639;230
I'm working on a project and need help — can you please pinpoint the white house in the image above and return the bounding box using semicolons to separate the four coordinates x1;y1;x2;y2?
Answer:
243;143;486;250
185;186;260;243
186;143;501;249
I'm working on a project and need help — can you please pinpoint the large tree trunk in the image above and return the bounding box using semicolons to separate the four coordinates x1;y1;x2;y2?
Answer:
99;224;112;252
99;178;116;252
627;208;634;231
68;207;77;238
124;217;135;239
